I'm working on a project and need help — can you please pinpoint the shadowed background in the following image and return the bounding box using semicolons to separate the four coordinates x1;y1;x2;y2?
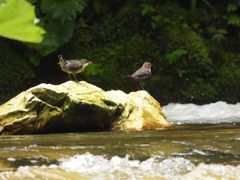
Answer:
0;0;240;105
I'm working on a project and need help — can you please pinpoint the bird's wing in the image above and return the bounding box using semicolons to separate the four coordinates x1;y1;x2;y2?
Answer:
132;68;150;78
65;60;83;70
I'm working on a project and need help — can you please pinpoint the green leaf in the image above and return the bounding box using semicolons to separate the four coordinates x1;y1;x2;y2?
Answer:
227;3;238;12
208;27;227;34
211;34;225;43
227;15;240;27
0;0;45;43
151;15;163;29
34;20;74;56
166;49;188;64
84;64;104;77
141;4;156;15
33;0;86;56
207;27;227;43
40;0;85;22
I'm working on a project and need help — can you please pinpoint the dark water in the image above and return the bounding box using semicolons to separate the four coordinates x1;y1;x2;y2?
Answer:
0;124;240;179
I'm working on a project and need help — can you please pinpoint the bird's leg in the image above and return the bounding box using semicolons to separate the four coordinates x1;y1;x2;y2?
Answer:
73;74;78;82
139;82;145;90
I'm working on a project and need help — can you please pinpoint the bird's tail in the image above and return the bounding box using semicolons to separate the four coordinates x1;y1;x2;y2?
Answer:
58;55;66;66
122;75;132;79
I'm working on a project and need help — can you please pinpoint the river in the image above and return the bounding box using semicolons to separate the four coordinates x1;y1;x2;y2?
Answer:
0;101;240;179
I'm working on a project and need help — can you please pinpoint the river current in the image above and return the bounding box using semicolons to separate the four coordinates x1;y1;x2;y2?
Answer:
0;101;240;179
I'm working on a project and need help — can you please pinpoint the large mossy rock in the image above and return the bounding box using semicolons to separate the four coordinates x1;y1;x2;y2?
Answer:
0;81;171;134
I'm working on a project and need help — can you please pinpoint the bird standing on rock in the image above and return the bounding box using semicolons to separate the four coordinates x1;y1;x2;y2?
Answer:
127;61;152;89
58;55;92;82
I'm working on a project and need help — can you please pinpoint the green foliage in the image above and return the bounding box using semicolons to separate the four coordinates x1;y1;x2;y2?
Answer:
0;0;44;43
55;0;240;104
190;0;214;13
217;53;240;87
225;2;240;27
33;0;86;56
227;3;238;12
182;79;218;103
1;0;240;104
84;64;104;77
207;27;227;43
166;49;188;64
151;15;167;29
40;0;85;21
140;4;156;15
214;52;240;102
226;15;240;27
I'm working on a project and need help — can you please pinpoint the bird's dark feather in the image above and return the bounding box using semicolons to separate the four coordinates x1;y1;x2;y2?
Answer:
65;60;84;71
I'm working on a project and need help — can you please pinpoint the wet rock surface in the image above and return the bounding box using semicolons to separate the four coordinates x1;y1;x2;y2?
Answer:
0;81;170;134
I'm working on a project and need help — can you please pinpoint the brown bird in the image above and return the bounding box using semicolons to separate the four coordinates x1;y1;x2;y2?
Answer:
127;61;152;89
58;55;92;82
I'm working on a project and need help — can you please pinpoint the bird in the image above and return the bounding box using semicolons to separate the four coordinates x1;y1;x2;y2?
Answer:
58;55;92;82
127;61;152;89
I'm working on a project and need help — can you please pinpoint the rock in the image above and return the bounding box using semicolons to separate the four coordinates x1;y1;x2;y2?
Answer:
0;81;171;134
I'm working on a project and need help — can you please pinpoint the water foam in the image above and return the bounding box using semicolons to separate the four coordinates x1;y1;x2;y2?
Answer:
162;101;240;124
1;153;240;179
59;152;194;179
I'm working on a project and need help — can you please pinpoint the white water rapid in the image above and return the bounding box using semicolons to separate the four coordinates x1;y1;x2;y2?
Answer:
163;101;240;124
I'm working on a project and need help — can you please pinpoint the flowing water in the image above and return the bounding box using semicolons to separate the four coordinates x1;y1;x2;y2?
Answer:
0;101;240;179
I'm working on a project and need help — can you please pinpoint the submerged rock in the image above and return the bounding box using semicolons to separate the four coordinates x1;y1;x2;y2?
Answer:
0;81;171;134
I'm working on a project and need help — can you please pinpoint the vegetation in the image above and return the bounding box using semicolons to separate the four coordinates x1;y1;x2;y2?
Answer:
0;0;44;42
0;0;240;104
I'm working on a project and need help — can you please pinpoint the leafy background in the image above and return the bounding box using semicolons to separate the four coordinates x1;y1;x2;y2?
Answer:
0;0;240;105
